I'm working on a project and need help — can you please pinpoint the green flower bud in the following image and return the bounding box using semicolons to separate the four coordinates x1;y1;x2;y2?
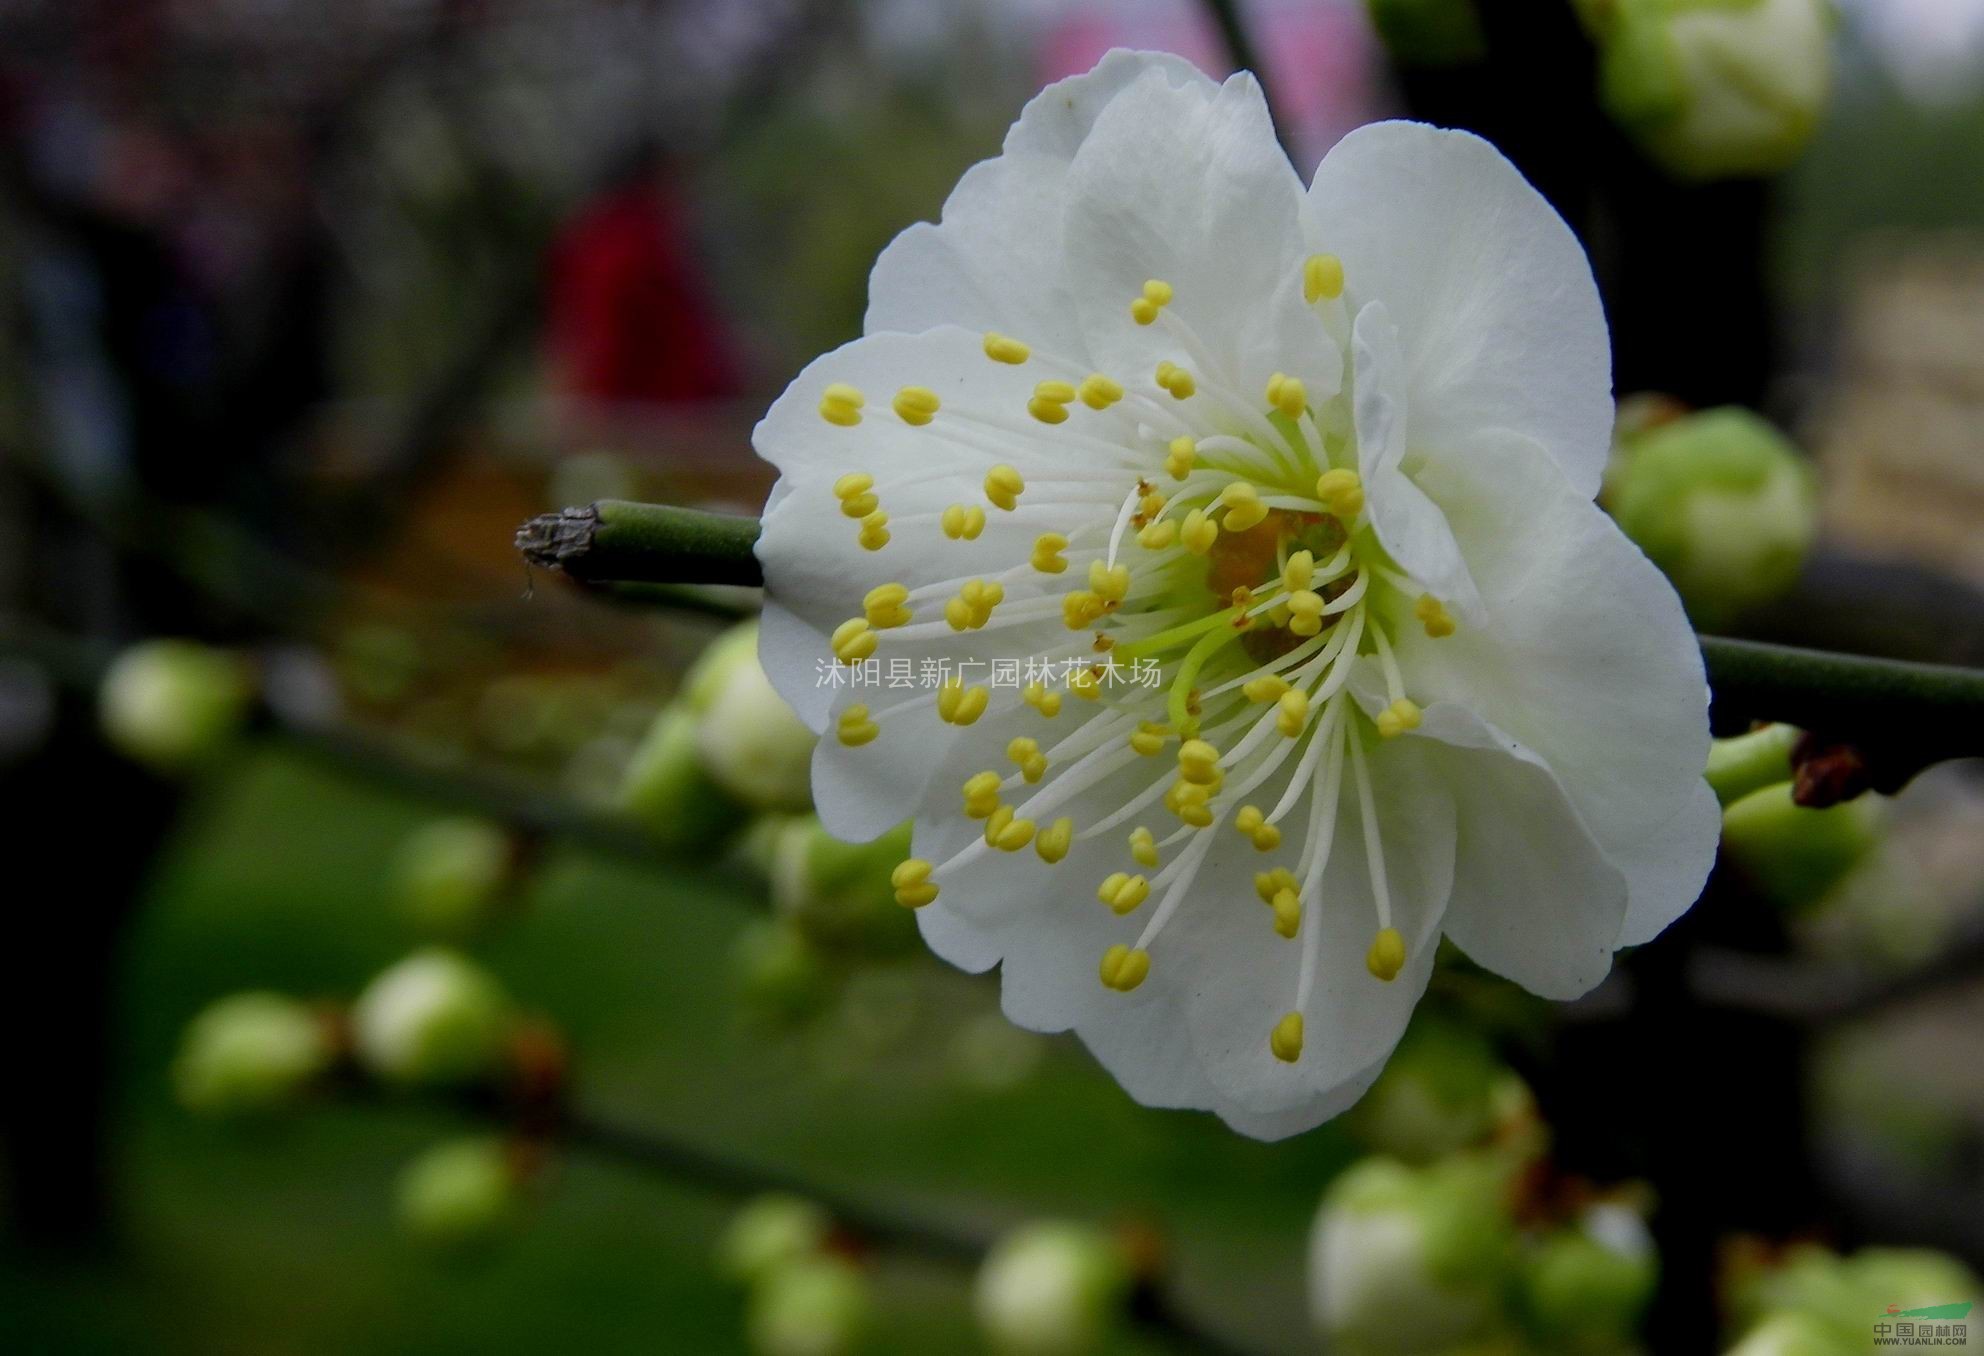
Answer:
683;621;765;715
1609;407;1817;628
1724;1311;1855;1356
394;1137;522;1250
948;1012;1048;1094
1729;1243;1979;1349
717;1194;833;1286
1520;1205;1658;1353
733;921;833;1026
172;992;332;1117
1706;724;1803;807
771;818;917;954
619;703;749;850
99;639;253;771
1345;1015;1508;1165
1721;782;1882;911
1310;1155;1518;1354
391;817;513;939
1365;0;1486;67
745;1254;872;1356
697;646;816;814
1597;0;1833;181
351;949;513;1086
974;1221;1130;1356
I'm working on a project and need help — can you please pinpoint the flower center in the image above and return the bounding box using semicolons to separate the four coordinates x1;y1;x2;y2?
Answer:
822;260;1460;1067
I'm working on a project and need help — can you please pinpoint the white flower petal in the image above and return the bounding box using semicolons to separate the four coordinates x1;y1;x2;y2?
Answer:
1304;121;1613;498
1399;430;1717;947
866;50;1212;354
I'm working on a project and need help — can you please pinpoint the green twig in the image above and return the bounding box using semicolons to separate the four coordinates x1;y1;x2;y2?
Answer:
517;501;764;587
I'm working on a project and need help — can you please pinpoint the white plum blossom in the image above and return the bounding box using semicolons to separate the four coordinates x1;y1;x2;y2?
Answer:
750;50;1719;1139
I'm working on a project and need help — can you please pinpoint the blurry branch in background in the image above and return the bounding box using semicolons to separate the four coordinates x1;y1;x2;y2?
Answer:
1199;0;1281;145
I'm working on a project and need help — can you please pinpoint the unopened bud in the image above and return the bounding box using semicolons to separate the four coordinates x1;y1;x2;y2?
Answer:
1519;1204;1658;1352
974;1221;1130;1356
696;634;817;813
771;818;917;954
746;1254;872;1356
351;949;513;1086
392;817;513;939
717;1194;832;1286
1721;782;1882;912
733;921;833;1026
173;992;332;1116
395;1137;524;1249
1346;1015;1509;1165
1706;724;1803;807
1724;1310;1849;1356
99;639;253;771
619;703;749;850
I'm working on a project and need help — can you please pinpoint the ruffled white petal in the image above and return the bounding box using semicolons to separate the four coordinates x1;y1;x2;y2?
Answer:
1304;121;1613;499
1396;430;1717;947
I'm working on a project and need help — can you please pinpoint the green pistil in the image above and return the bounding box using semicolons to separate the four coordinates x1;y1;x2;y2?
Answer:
1168;622;1245;734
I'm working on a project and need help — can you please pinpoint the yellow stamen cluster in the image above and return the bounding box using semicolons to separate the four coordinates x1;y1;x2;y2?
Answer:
1036;817;1074;864
863;583;912;629
1129;826;1159;868
984;332;1030;364
1154;360;1195;400
962;771;1003;818
1302;253;1345;303
1180;508;1218;556
892;385;940;426
937;678;991;726
836;705;879;747
1366;927;1407;982
892;859;938;908
1099;944;1150;991
819;382;864;427
944;579;1003;631
1097;872;1151;915
1006;736;1048;783
1266;372;1307;419
1022;682;1062;718
1028;379;1076;424
1255;867;1299;904
831;618;877;664
941;503;986;540
984;804;1036;852
1165;436;1196;480
1375;698;1423;739
1276;688;1310;737
1271;886;1302;938
1415;594;1456;638
1316;468;1364;518
1219;481;1268;532
1078;374;1124;410
1129;278;1174;326
1165;739;1222;827
1031;532;1069;573
1233;804;1281;851
984;464;1025;510
1270;1011;1305;1062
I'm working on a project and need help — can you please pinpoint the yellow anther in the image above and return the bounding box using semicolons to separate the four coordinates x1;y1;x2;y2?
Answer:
1177;739;1221;785
833;472;874;501
892;385;941;426
1023;683;1062;718
1143;279;1175;306
1316;468;1365;518
1217;481;1268;533
1036;817;1074;864
1165;436;1197;480
1007;736;1048;783
1097;872;1151;916
1139;489;1167;517
1234;804;1280;851
831;618;877;664
984;332;1030;364
1282;550;1316;592
1128;722;1171;757
836;705;880;747
1153;361;1195;400
1078;374;1125;410
1366;928;1407;982
1243;674;1290;704
1265;373;1307;418
941;503;986;541
1129;279;1173;326
985;805;1036;852
1276;689;1310;738
984;464;1026;510
1165;780;1215;827
1270;1011;1305;1063
1272;888;1302;938
819;383;864;426
891;859;938;909
1303;253;1345;303
1062;590;1107;631
936;678;990;726
1254;867;1298;904
1129;826;1160;868
1028;379;1077;425
857;510;890;551
1029;532;1069;574
962;771;1003;819
1181;509;1218;556
1414;594;1456;638
1375;698;1423;739
1138;520;1178;550
1088;560;1131;603
1130;297;1159;326
839;489;879;519
1233;803;1263;834
863;583;912;629
1068;667;1102;701
1099;944;1151;992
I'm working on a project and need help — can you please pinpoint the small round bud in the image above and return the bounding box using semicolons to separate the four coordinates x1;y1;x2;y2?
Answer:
172;992;332;1117
1725;1310;1850;1356
1706;723;1803;808
1594;0;1832;181
681;621;764;714
696;640;817;813
351;949;513;1086
745;1254;872;1356
770;817;918;954
1608;407;1817;628
391;817;513;939
733;921;833;1026
99;639;253;771
716;1194;832;1286
1728;1242;1980;1350
394;1137;523;1250
1519;1204;1658;1352
1721;782;1882;912
1345;1016;1510;1165
619;703;749;851
974;1221;1130;1356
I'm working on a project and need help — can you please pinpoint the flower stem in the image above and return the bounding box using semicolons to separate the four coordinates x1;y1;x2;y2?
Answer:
516;500;763;586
